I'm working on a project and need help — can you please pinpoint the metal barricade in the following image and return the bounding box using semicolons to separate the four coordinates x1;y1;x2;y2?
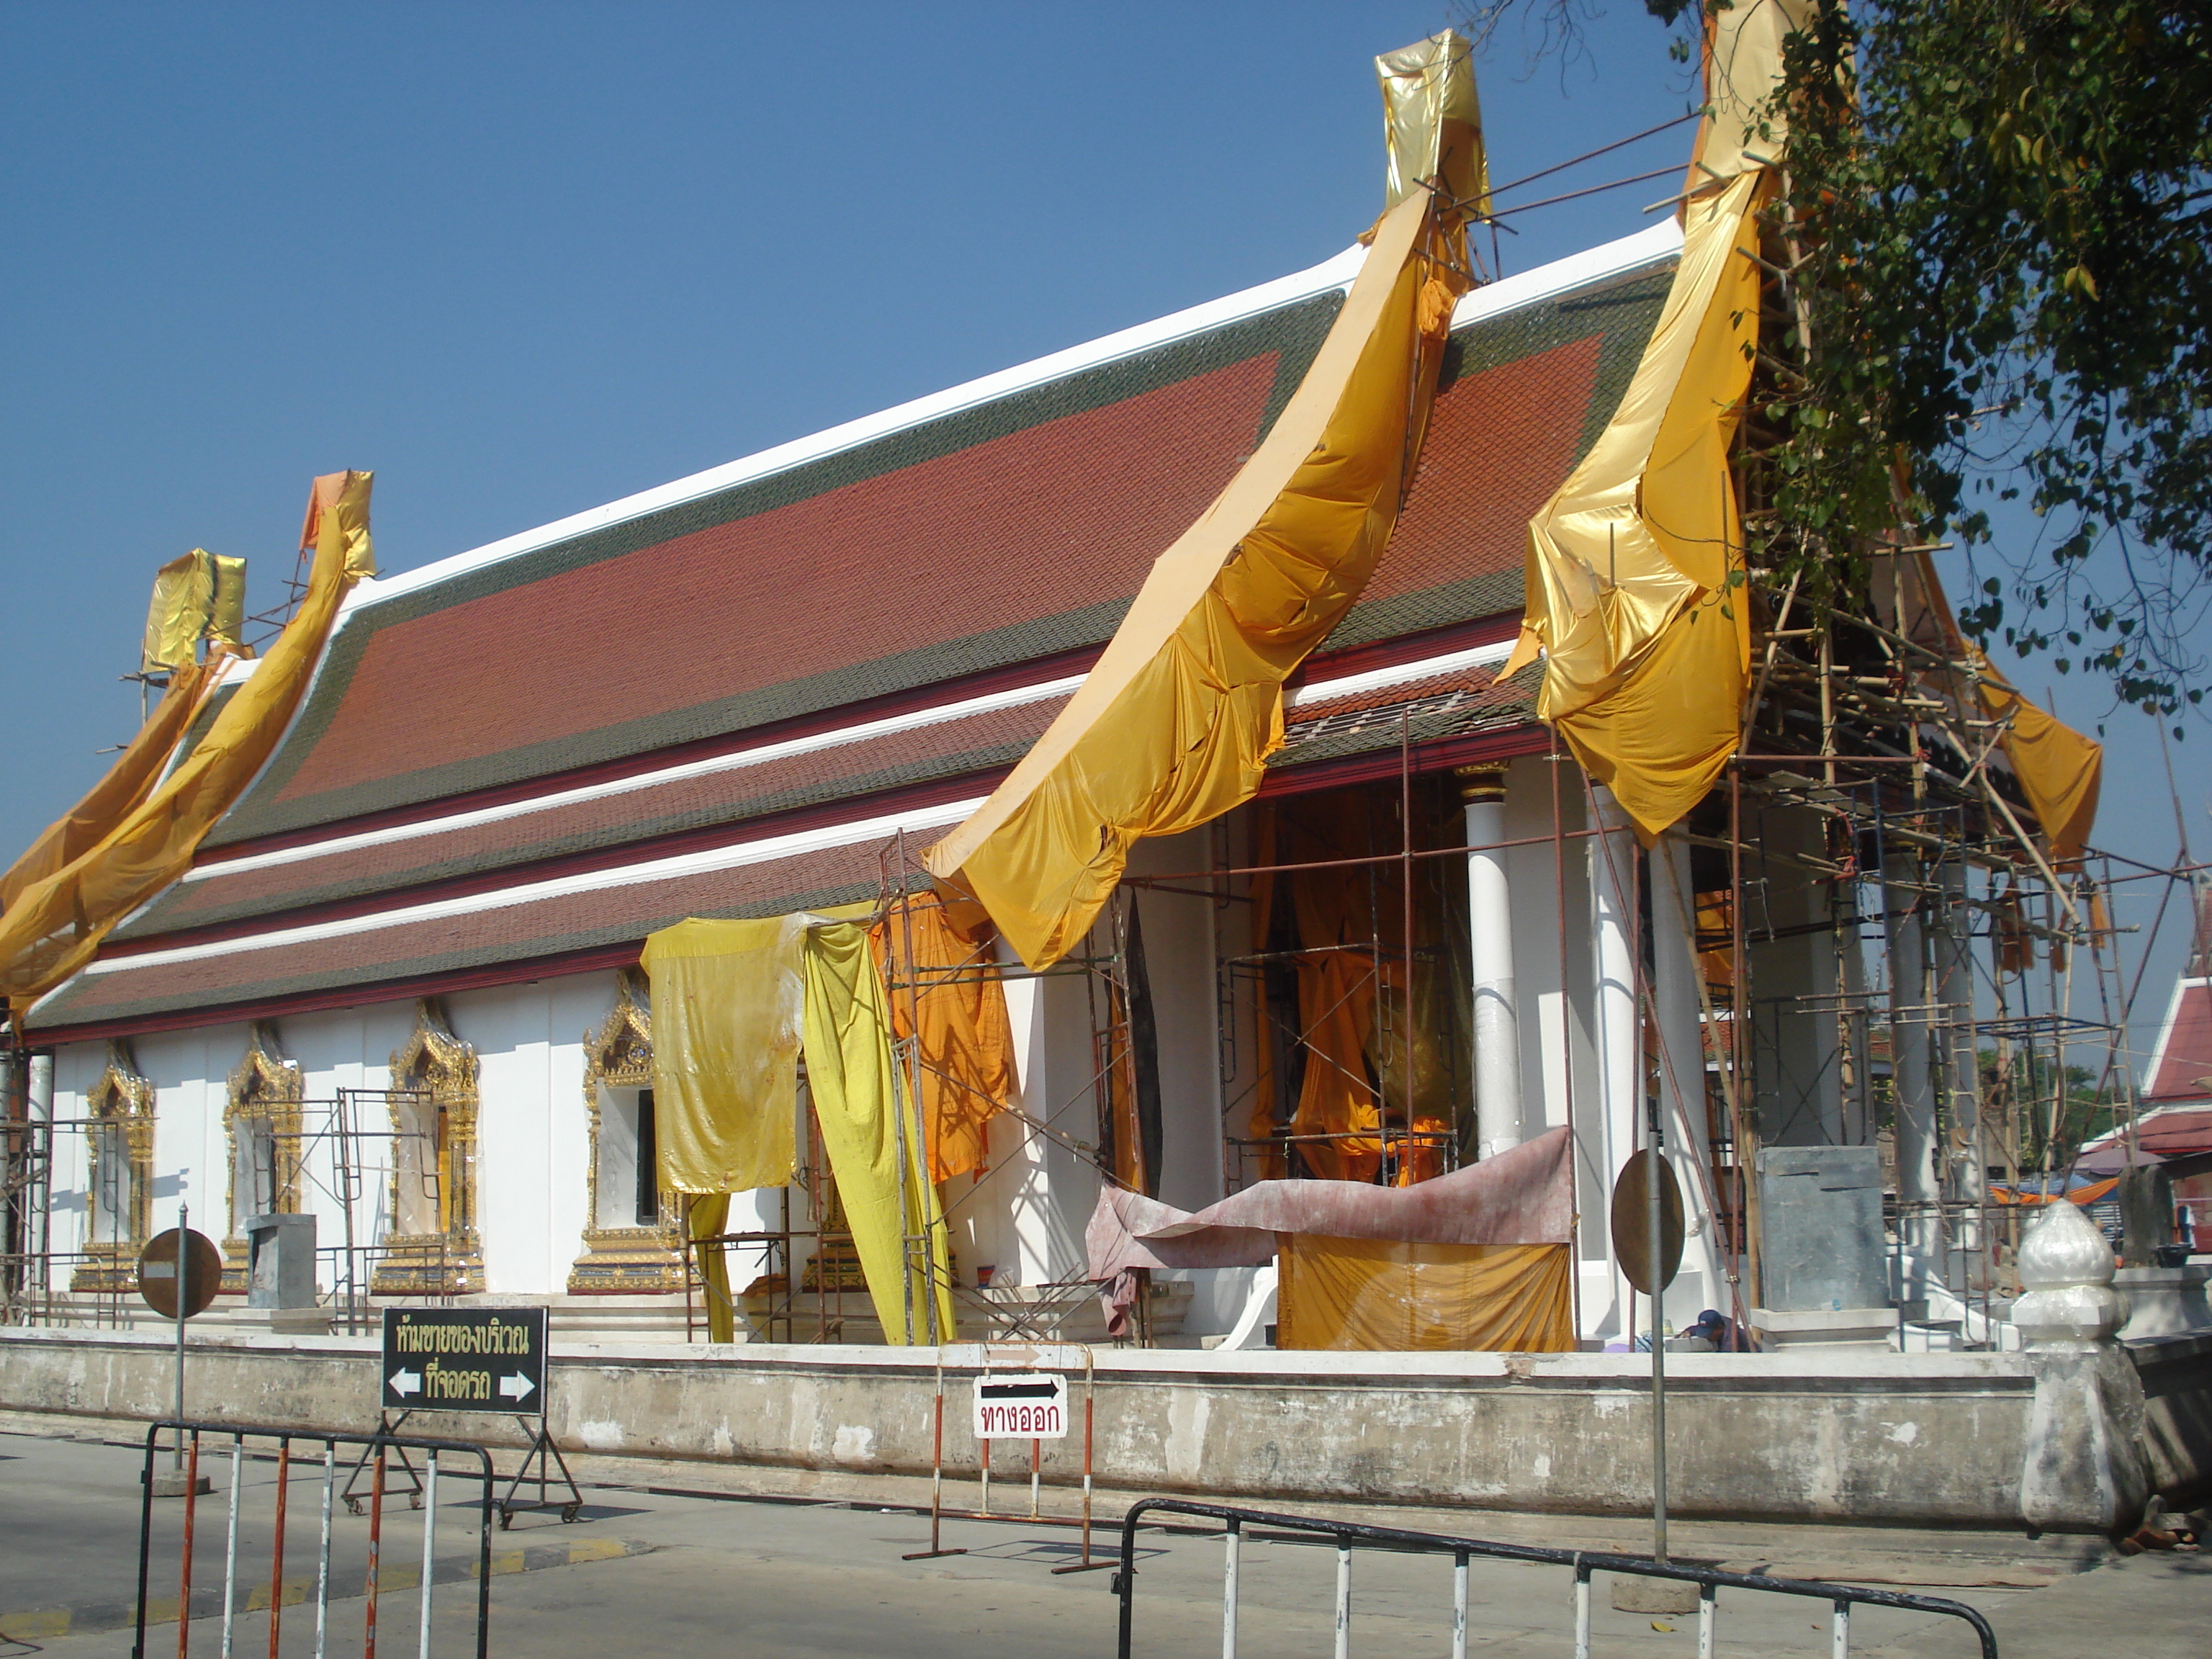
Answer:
133;1420;496;1659
1110;1498;2000;1659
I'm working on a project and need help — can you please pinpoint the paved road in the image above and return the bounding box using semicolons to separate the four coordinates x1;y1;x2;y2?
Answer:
1;1428;2201;1658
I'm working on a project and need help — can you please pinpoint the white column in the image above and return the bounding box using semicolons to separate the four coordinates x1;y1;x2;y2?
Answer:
1933;858;1983;1290
1652;835;1722;1326
1464;785;1523;1160
1886;856;1943;1290
1589;788;1641;1334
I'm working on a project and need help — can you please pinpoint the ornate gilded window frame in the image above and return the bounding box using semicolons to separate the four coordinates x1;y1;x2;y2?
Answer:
369;999;485;1297
567;968;685;1293
221;1022;305;1294
71;1041;156;1293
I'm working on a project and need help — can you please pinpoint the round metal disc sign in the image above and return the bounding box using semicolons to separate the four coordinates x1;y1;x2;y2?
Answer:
138;1228;224;1320
1609;1149;1685;1297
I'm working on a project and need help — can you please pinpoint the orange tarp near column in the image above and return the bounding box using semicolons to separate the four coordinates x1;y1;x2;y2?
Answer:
4;473;374;1012
1086;1126;1575;1345
868;894;1015;1184
1276;1236;1573;1351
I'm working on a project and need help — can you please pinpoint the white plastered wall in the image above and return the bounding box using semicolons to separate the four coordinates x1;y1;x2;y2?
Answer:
40;971;622;1300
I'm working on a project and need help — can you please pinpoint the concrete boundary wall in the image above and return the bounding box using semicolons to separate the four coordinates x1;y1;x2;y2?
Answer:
0;1328;2098;1528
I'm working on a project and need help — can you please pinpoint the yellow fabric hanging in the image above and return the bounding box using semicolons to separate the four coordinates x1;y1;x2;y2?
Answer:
643;914;809;1194
4;472;373;1012
207;553;249;652
687;1192;734;1344
801;918;958;1344
0;660;220;914
1376;30;1488;217
1976;667;2102;863
141;551;216;674
1683;0;1814;187
1508;170;1763;842
926;181;1467;968
1275;1233;1573;1351
300;470;377;580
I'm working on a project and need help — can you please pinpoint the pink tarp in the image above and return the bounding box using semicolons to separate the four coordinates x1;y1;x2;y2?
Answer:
1085;1126;1575;1333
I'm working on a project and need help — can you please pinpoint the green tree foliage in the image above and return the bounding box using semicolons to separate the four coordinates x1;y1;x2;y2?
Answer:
1979;1046;2115;1171
1475;0;2212;717
1755;0;2212;721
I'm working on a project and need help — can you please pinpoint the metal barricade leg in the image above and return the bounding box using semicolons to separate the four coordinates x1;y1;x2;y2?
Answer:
1220;1519;1240;1659
1832;1597;1850;1659
418;1454;439;1659
315;1445;334;1659
134;1432;158;1659
1452;1550;1468;1659
1333;1536;1351;1659
1572;1562;1591;1659
364;1449;385;1659
267;1444;290;1659
1698;1582;1717;1659
221;1436;243;1659
179;1434;202;1659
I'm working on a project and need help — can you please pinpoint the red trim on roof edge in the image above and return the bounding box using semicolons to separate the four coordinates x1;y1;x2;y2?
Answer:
48;719;1553;1043
102;770;1010;958
199;643;1107;864
1255;723;1550;800
202;616;1523;866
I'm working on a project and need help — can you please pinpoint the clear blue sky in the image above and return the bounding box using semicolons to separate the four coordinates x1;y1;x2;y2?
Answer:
1;3;2197;1047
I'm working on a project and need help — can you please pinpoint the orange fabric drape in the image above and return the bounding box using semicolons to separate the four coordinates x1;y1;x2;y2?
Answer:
0;660;220;914
1276;1233;1574;1351
1282;794;1384;1182
868;894;1016;1184
1290;943;1383;1182
1;473;372;1011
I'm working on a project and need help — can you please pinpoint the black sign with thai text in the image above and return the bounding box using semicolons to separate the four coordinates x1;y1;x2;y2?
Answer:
381;1306;547;1416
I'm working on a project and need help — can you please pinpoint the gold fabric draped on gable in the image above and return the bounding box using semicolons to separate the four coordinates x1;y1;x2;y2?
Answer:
924;34;1482;970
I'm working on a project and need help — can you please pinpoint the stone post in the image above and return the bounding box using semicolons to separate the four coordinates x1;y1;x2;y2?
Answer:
2012;1197;2151;1534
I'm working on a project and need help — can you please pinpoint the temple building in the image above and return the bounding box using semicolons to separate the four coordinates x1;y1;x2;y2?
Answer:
0;20;2145;1361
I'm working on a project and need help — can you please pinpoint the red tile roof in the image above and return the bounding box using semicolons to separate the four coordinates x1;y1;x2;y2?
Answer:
2144;979;2212;1104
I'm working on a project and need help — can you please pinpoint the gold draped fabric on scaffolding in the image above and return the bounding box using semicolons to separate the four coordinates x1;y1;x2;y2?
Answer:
924;34;1480;971
1503;0;1816;843
644;903;963;1345
0;661;220;914
1503;169;1763;842
1875;549;2103;863
0;472;374;1012
140;549;248;674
